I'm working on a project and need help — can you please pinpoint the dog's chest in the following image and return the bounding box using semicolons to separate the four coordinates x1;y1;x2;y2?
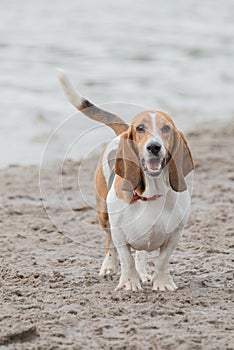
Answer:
121;200;172;251
108;190;190;252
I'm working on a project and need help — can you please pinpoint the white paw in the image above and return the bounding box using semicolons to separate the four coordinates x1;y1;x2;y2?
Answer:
115;271;142;292
99;252;118;276
151;274;178;292
139;272;151;284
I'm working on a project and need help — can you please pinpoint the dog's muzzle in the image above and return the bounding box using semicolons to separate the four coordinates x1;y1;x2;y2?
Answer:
142;141;166;177
141;158;166;177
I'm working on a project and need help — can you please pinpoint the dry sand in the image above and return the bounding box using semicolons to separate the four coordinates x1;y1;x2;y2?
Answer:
0;120;233;350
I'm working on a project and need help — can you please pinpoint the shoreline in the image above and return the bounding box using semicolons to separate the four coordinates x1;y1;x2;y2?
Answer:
0;118;233;349
1;116;234;169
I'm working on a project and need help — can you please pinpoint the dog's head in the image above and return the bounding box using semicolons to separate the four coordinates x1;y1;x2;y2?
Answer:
114;111;194;194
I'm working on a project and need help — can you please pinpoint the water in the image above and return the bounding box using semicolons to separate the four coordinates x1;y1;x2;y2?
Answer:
1;0;234;166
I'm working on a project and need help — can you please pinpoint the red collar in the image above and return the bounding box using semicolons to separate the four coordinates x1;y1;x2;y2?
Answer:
130;193;162;204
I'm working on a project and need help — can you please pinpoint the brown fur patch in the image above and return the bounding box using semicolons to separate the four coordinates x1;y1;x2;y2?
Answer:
114;127;145;202
79;99;128;136
94;149;111;253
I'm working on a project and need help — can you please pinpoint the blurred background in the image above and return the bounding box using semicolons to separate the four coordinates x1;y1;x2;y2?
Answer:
1;0;234;166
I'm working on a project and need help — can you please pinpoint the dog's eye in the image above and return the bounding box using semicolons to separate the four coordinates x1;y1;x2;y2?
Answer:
136;124;146;133
161;125;170;133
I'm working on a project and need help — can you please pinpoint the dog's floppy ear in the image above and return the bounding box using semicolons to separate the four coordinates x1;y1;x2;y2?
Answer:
169;129;194;192
114;127;144;192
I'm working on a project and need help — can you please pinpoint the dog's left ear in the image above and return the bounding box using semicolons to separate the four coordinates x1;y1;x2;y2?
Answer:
169;129;194;192
114;127;144;193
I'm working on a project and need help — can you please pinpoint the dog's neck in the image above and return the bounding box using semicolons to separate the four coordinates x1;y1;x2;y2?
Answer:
140;169;170;198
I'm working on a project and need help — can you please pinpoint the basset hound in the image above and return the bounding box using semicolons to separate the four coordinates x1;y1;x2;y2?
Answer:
58;70;194;292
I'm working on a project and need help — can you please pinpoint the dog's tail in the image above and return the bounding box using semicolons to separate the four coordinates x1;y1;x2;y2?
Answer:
57;69;128;136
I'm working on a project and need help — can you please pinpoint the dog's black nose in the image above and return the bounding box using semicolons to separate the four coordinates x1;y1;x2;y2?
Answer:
146;142;162;156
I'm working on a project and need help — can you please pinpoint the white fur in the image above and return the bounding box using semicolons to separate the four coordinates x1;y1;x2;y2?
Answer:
135;251;151;283
102;135;120;184
148;112;157;135
99;247;118;276
145;112;166;161
57;68;83;107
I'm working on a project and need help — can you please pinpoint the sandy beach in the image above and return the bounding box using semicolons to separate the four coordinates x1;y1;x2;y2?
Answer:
0;119;233;350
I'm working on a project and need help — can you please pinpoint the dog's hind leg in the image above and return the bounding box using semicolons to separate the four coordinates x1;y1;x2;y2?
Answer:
98;211;118;276
95;155;118;276
99;231;118;276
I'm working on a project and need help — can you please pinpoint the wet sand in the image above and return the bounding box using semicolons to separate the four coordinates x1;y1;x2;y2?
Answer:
0;120;233;349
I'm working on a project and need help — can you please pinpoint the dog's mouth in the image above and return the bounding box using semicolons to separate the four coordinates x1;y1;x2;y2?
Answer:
141;158;165;177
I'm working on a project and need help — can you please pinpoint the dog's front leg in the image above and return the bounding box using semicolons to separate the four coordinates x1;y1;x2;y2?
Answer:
112;233;142;291
135;251;151;284
151;230;182;292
